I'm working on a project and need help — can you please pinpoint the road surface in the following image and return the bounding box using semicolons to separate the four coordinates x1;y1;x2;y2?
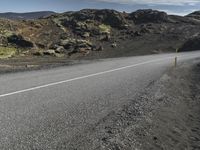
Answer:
0;51;200;149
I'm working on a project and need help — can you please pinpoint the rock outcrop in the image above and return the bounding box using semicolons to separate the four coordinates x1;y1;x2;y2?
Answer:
130;9;168;24
60;9;128;29
59;38;94;55
7;34;34;48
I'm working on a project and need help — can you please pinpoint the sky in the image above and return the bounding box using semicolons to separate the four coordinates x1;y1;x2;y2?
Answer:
0;0;200;16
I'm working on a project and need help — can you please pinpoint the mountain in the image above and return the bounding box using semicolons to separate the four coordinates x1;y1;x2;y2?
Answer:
0;11;56;20
0;9;200;59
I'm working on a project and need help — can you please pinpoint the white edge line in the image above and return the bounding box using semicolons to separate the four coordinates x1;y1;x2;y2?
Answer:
0;56;175;98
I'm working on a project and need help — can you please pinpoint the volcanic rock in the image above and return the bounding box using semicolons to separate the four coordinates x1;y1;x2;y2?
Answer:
7;34;34;48
130;9;168;24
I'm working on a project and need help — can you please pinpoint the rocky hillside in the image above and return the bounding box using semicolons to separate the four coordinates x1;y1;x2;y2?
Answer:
179;36;200;51
0;9;200;59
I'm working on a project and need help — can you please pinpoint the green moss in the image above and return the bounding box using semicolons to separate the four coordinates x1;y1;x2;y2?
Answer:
53;18;68;32
0;28;13;37
0;46;17;58
76;22;86;26
77;39;92;45
99;24;111;34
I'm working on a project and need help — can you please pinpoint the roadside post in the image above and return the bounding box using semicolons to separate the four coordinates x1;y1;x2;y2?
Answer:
174;48;178;67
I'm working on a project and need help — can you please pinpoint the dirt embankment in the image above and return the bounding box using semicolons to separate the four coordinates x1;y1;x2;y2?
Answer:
65;59;200;150
128;59;200;150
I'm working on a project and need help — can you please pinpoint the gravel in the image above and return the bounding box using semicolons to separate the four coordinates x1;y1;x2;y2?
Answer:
65;58;200;150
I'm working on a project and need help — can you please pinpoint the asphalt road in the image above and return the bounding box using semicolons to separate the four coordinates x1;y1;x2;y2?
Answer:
0;51;200;149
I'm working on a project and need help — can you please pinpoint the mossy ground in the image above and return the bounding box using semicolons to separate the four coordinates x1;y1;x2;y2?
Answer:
98;24;111;34
0;47;17;58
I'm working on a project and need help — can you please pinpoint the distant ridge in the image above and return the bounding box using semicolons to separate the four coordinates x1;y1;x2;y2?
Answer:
0;11;56;20
186;11;200;20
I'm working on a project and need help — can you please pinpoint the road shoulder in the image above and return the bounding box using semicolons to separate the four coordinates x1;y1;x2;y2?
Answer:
66;58;200;150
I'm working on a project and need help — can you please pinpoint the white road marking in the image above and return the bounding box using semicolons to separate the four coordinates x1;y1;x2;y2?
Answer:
0;56;176;98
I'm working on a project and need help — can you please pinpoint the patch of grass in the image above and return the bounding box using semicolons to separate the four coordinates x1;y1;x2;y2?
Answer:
99;24;111;34
0;46;17;59
3;31;14;37
0;28;13;37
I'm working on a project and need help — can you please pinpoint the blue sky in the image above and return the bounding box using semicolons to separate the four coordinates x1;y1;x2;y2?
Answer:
0;0;200;16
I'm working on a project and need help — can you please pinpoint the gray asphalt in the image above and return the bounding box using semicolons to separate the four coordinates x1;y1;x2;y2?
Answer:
0;51;200;149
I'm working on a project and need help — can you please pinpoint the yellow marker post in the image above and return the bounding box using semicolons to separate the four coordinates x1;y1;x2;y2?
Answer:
174;48;178;67
175;56;177;67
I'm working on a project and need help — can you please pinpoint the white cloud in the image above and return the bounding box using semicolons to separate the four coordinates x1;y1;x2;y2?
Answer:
161;9;197;16
95;0;200;5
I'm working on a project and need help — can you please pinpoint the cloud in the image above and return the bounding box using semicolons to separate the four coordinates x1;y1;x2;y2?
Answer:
161;9;197;16
94;0;200;6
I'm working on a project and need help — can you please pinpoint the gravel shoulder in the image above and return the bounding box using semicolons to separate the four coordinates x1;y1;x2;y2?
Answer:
65;58;200;150
0;56;102;74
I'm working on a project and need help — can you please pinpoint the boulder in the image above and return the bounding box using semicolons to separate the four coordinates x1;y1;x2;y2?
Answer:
81;32;90;38
134;31;142;36
0;36;8;46
75;22;87;31
140;27;152;34
49;44;65;53
43;49;56;55
111;42;117;48
99;34;110;41
7;34;34;48
55;46;65;53
78;47;90;54
97;45;104;51
60;38;93;55
75;40;92;52
33;51;43;56
60;38;76;49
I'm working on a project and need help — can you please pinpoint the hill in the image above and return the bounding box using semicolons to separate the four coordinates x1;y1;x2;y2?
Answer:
186;11;200;20
0;9;200;60
0;11;55;20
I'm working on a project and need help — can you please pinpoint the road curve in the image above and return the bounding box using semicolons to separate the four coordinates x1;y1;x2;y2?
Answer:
0;51;200;149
